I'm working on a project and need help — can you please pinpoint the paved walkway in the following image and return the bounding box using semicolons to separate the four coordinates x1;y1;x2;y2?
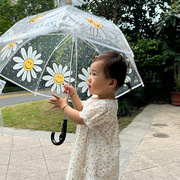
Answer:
0;104;180;180
0;91;48;108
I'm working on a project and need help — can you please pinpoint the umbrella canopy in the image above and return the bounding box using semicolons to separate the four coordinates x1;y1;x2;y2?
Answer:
0;80;6;96
0;5;143;100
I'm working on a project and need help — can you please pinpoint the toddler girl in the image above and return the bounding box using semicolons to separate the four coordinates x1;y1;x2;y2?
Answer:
48;50;129;180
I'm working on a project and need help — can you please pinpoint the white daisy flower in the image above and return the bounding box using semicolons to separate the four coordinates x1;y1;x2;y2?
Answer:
13;10;59;35
79;16;117;39
0;40;23;61
42;63;75;94
124;67;132;83
12;13;46;35
13;46;43;82
1;28;15;44
78;67;90;97
43;9;61;27
29;14;46;24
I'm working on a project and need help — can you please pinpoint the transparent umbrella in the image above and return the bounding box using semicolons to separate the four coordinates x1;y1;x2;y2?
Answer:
0;5;144;145
0;80;6;133
0;80;6;96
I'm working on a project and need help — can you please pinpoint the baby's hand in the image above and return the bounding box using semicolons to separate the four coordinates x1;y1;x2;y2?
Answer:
63;84;76;96
48;93;68;109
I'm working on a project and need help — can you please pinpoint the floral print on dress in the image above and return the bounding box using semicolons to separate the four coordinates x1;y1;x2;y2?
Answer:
66;97;120;180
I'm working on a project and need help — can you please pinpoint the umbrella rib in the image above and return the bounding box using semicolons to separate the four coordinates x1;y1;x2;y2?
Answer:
38;32;67;36
75;35;134;56
56;35;72;50
75;38;78;92
0;74;47;96
64;36;75;120
81;39;100;54
115;83;144;99
68;36;75;86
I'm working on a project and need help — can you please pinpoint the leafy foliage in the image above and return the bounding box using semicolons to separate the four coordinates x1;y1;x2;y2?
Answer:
130;38;174;103
0;0;15;36
15;0;55;21
156;1;180;91
132;39;167;67
80;0;174;41
117;99;132;117
0;0;55;36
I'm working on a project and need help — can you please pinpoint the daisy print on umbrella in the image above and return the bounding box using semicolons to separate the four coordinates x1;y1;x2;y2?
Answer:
78;67;90;97
14;14;46;34
82;16;116;39
13;46;43;82
123;63;132;87
1;40;23;61
42;63;75;94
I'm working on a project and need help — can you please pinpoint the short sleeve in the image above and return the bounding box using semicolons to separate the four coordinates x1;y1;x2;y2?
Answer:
79;101;109;128
81;100;86;107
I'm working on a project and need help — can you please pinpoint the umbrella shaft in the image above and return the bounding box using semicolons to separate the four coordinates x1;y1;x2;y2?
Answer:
64;36;75;121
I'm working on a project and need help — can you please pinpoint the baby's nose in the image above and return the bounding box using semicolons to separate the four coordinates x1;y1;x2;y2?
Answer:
87;76;91;82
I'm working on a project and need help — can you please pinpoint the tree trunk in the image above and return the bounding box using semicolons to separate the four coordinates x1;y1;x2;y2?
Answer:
113;0;120;25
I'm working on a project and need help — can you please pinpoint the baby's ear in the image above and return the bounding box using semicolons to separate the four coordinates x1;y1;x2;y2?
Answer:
109;79;117;88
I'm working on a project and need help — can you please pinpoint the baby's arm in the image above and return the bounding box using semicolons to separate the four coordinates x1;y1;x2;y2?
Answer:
63;84;83;111
48;93;84;125
70;93;83;111
62;105;84;125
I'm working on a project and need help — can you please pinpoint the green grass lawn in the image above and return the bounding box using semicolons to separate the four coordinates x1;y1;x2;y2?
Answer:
1;99;77;133
1;99;142;133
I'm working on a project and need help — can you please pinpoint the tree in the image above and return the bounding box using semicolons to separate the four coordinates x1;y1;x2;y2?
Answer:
119;0;158;40
80;0;115;22
79;0;174;41
15;0;55;21
131;38;168;83
0;0;55;36
156;0;180;91
0;0;16;36
111;0;175;41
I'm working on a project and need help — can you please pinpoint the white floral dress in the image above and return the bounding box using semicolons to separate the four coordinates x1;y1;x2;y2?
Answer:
66;96;120;180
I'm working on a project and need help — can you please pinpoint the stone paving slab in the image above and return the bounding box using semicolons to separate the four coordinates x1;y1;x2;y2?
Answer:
0;134;72;180
121;104;180;180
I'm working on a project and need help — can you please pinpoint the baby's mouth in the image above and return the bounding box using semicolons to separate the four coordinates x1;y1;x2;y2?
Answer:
88;84;91;90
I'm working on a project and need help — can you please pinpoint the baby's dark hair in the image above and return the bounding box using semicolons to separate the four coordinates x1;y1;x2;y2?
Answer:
92;50;131;89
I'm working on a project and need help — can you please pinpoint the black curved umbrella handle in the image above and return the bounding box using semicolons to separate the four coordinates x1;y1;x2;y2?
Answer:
51;119;67;146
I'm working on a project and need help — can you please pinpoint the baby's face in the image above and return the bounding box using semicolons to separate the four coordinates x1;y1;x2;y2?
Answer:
87;60;112;97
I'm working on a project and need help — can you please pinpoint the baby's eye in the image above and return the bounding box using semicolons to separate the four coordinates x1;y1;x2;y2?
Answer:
89;71;96;76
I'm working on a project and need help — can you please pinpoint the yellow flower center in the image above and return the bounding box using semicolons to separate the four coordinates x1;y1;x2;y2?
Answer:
54;74;64;85
86;17;103;28
29;14;45;23
24;59;34;71
8;42;16;48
